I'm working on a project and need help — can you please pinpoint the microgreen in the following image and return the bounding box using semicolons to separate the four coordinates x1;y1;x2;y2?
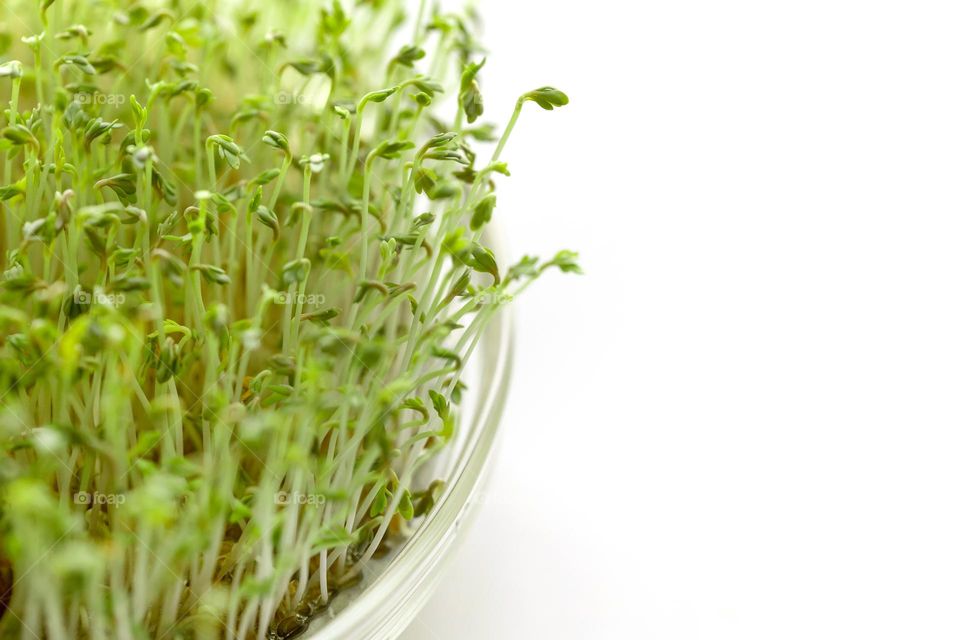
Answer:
0;1;576;639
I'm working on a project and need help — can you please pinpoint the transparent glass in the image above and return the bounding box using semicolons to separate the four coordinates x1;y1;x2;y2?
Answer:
303;232;514;640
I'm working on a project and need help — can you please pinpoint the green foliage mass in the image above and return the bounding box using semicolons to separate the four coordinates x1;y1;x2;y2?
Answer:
0;0;576;638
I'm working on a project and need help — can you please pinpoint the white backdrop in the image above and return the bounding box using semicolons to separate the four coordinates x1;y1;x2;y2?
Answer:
404;1;960;638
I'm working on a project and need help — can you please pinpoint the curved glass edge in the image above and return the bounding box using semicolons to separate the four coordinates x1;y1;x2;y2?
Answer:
305;231;515;640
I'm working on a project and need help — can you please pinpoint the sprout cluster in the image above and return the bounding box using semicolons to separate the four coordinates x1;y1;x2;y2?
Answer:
0;1;576;638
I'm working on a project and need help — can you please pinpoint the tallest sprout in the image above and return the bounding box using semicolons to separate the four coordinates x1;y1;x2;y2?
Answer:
491;86;570;162
358;139;414;285
345;86;399;182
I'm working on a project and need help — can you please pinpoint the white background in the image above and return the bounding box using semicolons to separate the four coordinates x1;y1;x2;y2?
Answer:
405;1;960;638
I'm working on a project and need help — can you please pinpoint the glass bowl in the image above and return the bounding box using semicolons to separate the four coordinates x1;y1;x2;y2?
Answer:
301;233;514;639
